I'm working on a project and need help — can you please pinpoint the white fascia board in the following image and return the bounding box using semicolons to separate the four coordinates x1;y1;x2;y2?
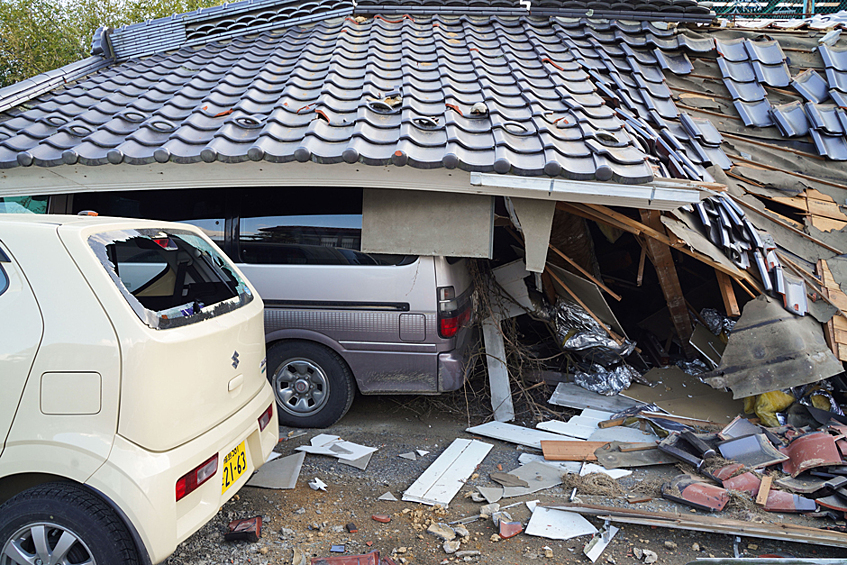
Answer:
0;162;708;211
470;172;709;210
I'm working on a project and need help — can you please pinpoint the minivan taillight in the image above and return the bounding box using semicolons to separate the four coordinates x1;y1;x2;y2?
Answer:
176;454;218;501
258;403;274;432
438;286;471;339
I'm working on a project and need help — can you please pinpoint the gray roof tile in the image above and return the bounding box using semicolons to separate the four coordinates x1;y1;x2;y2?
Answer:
751;61;790;88
733;99;773;127
805;103;844;136
714;37;748;62
770;101;810;137
792;69;830;104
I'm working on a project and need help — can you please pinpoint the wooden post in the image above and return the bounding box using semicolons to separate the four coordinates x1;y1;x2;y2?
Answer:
639;210;697;359
716;270;741;317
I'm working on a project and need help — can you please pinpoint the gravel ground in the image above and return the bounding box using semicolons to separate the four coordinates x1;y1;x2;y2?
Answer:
165;391;846;565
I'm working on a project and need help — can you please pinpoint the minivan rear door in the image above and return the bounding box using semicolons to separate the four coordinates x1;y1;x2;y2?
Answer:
0;239;44;457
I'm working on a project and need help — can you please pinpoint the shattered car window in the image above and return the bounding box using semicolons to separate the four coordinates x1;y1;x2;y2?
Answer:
88;228;252;329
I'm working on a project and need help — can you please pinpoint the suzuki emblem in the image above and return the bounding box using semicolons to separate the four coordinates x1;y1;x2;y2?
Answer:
231;351;240;369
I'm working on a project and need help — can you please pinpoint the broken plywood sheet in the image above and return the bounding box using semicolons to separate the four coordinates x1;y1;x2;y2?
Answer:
466;421;567;449
537;416;603;440
587;425;659;444
820;258;847;362
526;507;597;541
689;324;726;369
490;259;533;321
548;382;641;413
546;263;628;337
624;367;744;423
481;461;565;502
517;453;631;479
403;439;492;507
246;452;305;490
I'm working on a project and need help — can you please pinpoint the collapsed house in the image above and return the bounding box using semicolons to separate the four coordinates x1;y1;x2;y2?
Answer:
0;0;845;424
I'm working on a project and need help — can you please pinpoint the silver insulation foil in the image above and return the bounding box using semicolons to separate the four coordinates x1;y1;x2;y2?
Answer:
573;363;640;396
700;308;736;336
554;298;635;366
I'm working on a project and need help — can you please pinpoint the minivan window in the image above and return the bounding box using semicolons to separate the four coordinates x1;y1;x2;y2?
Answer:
238;188;407;266
88;228;252;329
71;190;226;246
0;196;48;214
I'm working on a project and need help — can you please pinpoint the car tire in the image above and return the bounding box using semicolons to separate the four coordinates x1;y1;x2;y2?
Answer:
268;341;355;428
0;482;139;565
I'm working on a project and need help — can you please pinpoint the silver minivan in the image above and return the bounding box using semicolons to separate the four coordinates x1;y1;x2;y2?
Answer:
50;187;476;427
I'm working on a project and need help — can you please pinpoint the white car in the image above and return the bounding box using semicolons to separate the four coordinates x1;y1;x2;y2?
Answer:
0;214;278;565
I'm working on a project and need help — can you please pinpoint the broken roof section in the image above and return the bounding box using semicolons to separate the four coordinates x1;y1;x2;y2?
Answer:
0;0;724;187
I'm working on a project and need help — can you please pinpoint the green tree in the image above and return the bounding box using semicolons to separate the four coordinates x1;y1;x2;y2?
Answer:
0;0;224;88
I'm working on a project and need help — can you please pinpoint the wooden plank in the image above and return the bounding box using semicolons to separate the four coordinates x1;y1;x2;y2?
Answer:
716;270;741;317
540;440;609;461
808;198;847;222
756;475;773;506
548;243;622;301
637;243;647;287
588;204;678;248
402;439;493;506
639;209;697;358
544;503;847;548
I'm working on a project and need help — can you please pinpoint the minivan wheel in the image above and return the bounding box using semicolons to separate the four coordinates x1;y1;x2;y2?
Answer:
0;482;139;565
268;341;355;428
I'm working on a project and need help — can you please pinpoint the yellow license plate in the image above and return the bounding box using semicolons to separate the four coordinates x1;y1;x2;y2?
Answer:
221;441;247;494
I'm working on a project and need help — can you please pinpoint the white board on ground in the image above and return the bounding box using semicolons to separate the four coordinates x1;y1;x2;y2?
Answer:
466;421;569;449
517;454;631;479
537;419;597;440
403;439;492;507
588;425;659;443
526;507;597;540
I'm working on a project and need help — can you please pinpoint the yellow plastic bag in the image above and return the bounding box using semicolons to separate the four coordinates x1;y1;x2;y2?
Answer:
743;390;794;428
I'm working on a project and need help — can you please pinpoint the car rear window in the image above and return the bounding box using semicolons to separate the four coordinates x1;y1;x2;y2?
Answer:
88;228;253;329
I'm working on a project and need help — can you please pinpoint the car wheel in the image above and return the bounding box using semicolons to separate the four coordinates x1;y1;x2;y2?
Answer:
0;482;139;565
268;341;355;428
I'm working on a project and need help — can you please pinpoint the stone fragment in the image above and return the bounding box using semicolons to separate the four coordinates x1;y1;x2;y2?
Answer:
490;534;501;542
664;541;677;550
643;549;658;564
444;540;461;554
454;525;470;538
427;522;456;541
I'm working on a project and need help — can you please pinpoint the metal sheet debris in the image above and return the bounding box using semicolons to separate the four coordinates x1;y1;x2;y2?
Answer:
246;451;305;490
718;434;789;469
595;441;678;469
403;439;492;507
547;382;641;413
525;507;597;541
704;296;844;399
719;416;761;441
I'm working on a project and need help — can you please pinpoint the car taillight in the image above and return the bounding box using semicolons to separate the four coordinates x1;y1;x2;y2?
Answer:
258;403;274;432
438;286;470;339
176;454;218;502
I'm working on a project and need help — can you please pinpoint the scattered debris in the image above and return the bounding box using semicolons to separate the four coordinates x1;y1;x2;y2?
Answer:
403;439;492;506
346;523;358;533
398;452;417;461
499;521;523;539
309;478;327;491
466;421;566;449
298;434;378;471
416;450;430;457
426;523;456;541
246;451;305;490
662;475;729;512
378;492;397;501
224;516;262;542
718;434;788;469
584;524;619;563
525;507;597;541
372;514;391;523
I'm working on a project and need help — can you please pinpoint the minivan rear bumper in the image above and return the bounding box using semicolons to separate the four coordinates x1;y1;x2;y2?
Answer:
86;382;277;565
438;325;478;392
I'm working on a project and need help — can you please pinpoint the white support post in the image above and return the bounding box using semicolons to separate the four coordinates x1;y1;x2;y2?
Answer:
482;316;515;422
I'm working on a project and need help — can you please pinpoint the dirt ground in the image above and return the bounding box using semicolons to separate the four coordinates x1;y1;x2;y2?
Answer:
166;389;846;565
